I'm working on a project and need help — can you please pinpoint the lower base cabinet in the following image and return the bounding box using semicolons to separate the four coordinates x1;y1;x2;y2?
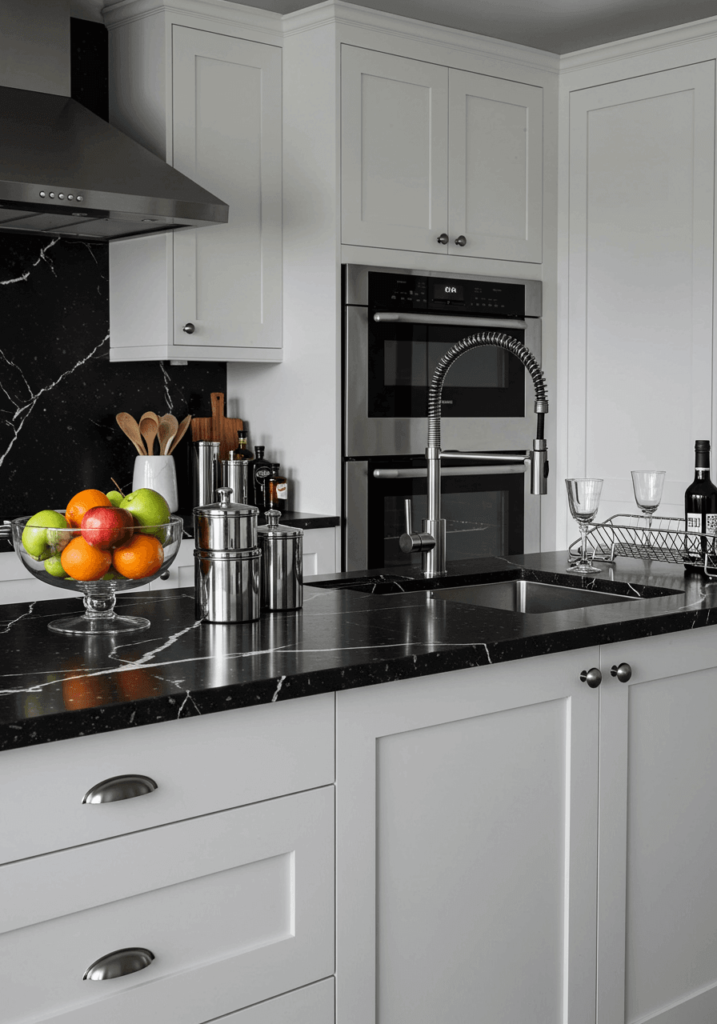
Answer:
336;648;601;1024
206;978;334;1024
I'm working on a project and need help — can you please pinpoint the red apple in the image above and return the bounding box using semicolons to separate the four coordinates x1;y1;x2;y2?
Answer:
81;506;134;550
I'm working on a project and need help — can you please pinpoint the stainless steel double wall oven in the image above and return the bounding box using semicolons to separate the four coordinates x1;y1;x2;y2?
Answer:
343;265;543;571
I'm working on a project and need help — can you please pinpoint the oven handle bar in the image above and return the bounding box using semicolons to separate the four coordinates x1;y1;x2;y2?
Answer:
373;464;527;479
373;312;527;329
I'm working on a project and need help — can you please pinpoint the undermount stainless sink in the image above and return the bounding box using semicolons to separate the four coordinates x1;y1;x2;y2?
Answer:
431;579;637;614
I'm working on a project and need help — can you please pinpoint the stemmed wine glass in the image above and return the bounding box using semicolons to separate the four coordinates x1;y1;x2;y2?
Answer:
631;470;665;531
566;478;603;574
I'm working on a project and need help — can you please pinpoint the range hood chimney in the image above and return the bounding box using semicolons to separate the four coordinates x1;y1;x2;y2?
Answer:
0;0;228;240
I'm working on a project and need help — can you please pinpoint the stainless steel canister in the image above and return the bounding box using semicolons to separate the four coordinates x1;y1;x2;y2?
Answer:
194;487;258;551
191;440;220;508
257;510;303;611
220;459;251;505
194;548;261;623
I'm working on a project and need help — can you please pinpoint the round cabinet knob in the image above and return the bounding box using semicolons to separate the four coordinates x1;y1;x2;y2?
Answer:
437;233;449;245
580;667;602;688
454;235;467;247
610;662;632;683
159;570;170;581
84;948;155;982
182;323;195;334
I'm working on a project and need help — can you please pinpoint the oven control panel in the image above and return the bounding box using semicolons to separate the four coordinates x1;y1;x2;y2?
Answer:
368;272;525;317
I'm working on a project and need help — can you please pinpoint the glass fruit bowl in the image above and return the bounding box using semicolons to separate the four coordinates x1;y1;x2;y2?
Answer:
11;513;184;635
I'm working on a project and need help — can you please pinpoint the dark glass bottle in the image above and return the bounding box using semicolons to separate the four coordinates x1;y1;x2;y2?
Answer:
684;439;717;572
252;445;272;510
267;463;288;512
231;430;253;461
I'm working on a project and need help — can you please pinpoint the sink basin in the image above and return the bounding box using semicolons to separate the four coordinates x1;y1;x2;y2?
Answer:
431;579;636;614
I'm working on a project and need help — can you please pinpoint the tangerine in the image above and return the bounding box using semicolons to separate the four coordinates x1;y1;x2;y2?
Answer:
66;489;113;528
60;537;112;581
112;533;164;579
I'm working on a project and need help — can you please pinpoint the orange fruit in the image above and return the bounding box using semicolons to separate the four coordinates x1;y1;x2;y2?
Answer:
112;534;164;579
60;537;112;581
66;489;113;528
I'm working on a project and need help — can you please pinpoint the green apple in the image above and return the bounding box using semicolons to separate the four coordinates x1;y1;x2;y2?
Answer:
119;488;170;537
106;490;124;508
22;510;69;560
44;554;68;578
101;569;123;581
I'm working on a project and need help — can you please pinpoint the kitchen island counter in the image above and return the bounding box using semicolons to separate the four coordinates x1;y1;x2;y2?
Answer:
1;550;714;751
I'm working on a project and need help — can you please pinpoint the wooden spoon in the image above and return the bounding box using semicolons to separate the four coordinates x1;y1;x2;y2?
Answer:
167;414;192;455
116;412;146;456
158;414;179;455
139;415;159;456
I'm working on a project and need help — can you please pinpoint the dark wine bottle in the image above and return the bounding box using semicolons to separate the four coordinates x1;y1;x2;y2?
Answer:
684;439;717;572
252;445;272;511
231;430;253;461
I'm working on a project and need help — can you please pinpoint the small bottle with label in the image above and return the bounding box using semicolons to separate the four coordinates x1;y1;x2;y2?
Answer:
231;430;253;461
252;445;272;511
684;439;717;571
267;463;288;512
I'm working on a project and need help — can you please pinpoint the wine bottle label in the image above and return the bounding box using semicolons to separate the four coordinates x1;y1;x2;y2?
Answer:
687;513;702;532
276;482;288;499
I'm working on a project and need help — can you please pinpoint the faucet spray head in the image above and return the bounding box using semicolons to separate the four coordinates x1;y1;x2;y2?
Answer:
531;438;549;495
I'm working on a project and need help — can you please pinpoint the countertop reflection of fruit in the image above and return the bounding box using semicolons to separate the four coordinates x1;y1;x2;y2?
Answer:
106;491;124;508
66;489;113;528
81;506;134;550
60;537;112;581
22;510;69;560
112;534;164;579
119;488;170;537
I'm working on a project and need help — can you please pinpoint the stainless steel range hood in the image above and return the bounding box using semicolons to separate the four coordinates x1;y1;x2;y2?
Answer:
0;87;229;239
0;1;228;240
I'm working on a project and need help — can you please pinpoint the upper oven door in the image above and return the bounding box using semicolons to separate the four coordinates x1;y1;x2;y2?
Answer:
345;305;542;457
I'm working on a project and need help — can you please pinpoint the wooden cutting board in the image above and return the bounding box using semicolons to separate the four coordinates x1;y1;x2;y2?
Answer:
190;393;243;462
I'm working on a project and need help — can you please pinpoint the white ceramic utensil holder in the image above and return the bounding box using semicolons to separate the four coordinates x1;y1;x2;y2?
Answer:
132;455;179;512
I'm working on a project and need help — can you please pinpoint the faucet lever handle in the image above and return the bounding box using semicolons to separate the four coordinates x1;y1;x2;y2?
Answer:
399;498;436;555
404;498;413;536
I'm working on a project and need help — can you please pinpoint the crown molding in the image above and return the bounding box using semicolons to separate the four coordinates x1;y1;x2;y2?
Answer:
560;13;717;72
102;0;282;34
282;0;559;73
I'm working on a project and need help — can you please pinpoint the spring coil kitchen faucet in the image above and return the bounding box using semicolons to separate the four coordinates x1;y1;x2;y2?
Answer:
401;330;550;578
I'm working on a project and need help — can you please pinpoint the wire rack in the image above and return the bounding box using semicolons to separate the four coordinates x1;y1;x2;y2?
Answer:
568;514;717;577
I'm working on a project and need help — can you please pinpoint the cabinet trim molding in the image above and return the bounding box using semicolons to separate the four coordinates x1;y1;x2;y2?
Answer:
560;15;717;72
104;0;283;38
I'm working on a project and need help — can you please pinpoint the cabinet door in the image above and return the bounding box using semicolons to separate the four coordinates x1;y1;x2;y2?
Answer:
203;978;333;1024
598;627;717;1024
341;45;448;253
448;69;542;262
336;648;600;1024
173;29;282;354
567;63;715;522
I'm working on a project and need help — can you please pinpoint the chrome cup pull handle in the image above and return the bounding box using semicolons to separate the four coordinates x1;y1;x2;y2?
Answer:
84;947;155;981
82;774;158;805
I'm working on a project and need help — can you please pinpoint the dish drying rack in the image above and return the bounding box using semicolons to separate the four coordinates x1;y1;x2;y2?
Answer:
568;514;717;578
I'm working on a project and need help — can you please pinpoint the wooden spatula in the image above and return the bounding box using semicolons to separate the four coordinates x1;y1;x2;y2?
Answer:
139;414;159;456
190;393;243;461
168;414;192;455
116;413;146;455
158;414;179;455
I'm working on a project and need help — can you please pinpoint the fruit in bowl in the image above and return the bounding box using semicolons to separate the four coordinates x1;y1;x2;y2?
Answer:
81;506;134;550
21;510;70;561
119;488;170;537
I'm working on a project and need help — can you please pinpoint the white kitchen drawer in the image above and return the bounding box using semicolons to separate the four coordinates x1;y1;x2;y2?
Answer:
202;978;334;1024
0;787;334;1024
0;692;334;865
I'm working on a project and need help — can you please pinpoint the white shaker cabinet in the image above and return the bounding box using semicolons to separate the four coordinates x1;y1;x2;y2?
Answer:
341;45;543;263
108;11;282;362
597;626;717;1024
336;647;600;1024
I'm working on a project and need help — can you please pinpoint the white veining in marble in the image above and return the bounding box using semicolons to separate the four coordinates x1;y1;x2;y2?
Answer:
0;238;58;286
0;602;36;634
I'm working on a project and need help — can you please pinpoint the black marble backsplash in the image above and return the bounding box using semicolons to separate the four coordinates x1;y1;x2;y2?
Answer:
0;233;226;523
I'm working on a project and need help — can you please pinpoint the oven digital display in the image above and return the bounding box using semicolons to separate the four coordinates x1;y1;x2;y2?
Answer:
432;281;464;302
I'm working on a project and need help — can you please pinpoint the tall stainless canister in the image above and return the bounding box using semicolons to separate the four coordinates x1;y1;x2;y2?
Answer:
220;459;252;505
191;440;220;508
194;487;261;623
257;510;303;611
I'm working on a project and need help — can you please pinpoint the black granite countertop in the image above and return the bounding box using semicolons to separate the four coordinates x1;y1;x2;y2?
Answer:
2;551;716;752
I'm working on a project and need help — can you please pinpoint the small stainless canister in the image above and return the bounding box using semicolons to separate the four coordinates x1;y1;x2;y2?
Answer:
191;440;220;508
194;487;258;551
257;510;303;611
220;459;252;505
193;487;261;623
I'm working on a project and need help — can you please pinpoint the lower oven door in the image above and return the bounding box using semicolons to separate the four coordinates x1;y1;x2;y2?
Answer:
344;456;540;572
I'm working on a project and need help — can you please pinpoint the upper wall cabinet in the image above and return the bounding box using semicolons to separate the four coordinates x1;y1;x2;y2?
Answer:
341;45;543;263
108;15;282;362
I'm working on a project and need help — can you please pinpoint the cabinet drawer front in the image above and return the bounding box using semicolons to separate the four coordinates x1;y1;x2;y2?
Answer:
0;787;334;1024
204;977;334;1024
0;693;334;864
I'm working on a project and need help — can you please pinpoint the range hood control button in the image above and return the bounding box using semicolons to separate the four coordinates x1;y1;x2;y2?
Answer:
39;191;45;197
76;195;83;201
49;192;55;198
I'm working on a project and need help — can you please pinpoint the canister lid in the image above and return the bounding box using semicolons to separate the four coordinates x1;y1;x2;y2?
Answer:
257;509;303;538
194;486;259;518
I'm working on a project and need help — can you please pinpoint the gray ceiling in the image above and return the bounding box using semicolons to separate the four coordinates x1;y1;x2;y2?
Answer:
93;0;717;53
